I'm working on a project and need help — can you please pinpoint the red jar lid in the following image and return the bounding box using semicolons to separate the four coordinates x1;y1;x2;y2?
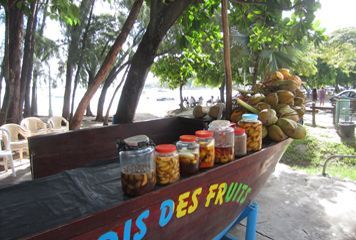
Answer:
155;144;176;153
234;127;245;135
195;130;213;138
179;135;196;142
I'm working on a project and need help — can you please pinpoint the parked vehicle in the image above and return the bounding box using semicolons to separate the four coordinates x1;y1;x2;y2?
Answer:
329;89;356;111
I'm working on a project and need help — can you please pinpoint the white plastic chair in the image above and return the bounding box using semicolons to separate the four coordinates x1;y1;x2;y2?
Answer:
0;128;16;176
47;116;69;133
1;124;30;160
21;117;47;136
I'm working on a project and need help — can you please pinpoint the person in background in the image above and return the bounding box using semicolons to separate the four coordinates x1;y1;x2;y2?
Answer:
312;88;318;102
319;87;326;106
198;96;203;105
189;96;196;108
206;96;214;106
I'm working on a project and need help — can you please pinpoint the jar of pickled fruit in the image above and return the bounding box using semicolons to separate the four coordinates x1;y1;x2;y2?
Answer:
234;127;247;157
155;144;180;185
176;135;199;176
208;120;235;164
117;135;156;197
195;130;215;168
238;114;262;152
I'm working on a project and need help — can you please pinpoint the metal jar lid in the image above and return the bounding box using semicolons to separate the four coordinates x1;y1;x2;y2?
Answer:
117;135;155;152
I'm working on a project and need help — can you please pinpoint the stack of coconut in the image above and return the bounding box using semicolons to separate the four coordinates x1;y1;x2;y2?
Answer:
230;68;307;142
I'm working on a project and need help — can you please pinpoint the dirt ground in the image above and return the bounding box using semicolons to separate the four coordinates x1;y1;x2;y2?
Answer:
231;164;356;240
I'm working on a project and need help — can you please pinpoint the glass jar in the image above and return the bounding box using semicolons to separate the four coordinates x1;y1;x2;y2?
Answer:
155;144;180;185
234;127;247;157
208;120;234;163
195;130;215;168
117;135;156;197
238;114;262;152
176;135;199;176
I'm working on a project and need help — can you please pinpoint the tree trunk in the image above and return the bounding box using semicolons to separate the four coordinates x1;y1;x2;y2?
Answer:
47;63;53;116
86;105;94;117
114;0;193;124
0;58;4;108
219;78;225;103
70;0;144;130
85;70;95;117
335;71;340;93
20;1;38;118
24;0;49;117
31;71;38;116
95;71;114;122
95;29;142;121
103;65;130;125
70;0;95;120
6;2;24;123
62;0;95;119
1;6;10;125
96;62;129;121
252;53;259;85
221;0;233;119
179;83;184;109
70;67;80;120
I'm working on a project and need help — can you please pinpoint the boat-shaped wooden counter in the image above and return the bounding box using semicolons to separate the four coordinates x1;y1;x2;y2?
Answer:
0;117;292;240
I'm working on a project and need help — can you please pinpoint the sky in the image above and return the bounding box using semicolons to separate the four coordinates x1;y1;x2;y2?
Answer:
315;0;356;33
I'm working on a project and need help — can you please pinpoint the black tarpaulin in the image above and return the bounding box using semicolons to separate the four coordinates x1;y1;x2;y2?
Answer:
0;161;125;240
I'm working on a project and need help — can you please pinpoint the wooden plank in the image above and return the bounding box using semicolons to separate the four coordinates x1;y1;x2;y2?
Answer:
25;138;292;240
29;118;206;179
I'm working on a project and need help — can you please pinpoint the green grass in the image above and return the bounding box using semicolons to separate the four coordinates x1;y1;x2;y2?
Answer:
281;133;356;180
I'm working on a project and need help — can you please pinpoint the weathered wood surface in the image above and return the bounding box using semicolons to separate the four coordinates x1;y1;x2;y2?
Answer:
28;139;291;240
23;117;292;240
29;117;206;179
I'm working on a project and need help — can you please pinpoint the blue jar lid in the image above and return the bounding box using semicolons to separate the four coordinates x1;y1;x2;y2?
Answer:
242;113;258;120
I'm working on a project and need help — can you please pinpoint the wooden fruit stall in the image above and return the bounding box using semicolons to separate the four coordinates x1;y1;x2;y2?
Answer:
0;117;292;240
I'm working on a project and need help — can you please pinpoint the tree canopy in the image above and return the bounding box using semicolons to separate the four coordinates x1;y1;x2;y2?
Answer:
0;0;353;128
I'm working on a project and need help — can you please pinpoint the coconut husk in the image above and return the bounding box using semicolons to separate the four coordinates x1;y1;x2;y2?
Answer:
262;125;268;139
268;125;288;142
249;93;265;105
295;89;306;99
277;118;306;139
277;105;299;121
277;90;294;105
294;97;305;106
193;105;207;119
279;68;291;79
258;109;278;126
230;110;244;123
265;93;278;106
255;102;271;111
292;106;305;118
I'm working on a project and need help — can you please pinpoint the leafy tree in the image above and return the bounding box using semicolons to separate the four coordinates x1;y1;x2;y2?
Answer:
70;0;144;129
62;0;95;119
152;0;323;107
152;54;195;109
113;0;194;124
309;27;356;90
229;0;325;83
0;0;79;124
113;0;324;124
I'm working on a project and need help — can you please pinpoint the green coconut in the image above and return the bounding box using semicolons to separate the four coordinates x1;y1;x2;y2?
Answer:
268;125;288;142
265;93;279;107
258;109;278;126
277;90;295;105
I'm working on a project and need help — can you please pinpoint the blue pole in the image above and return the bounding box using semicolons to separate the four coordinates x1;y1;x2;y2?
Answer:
245;202;258;240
